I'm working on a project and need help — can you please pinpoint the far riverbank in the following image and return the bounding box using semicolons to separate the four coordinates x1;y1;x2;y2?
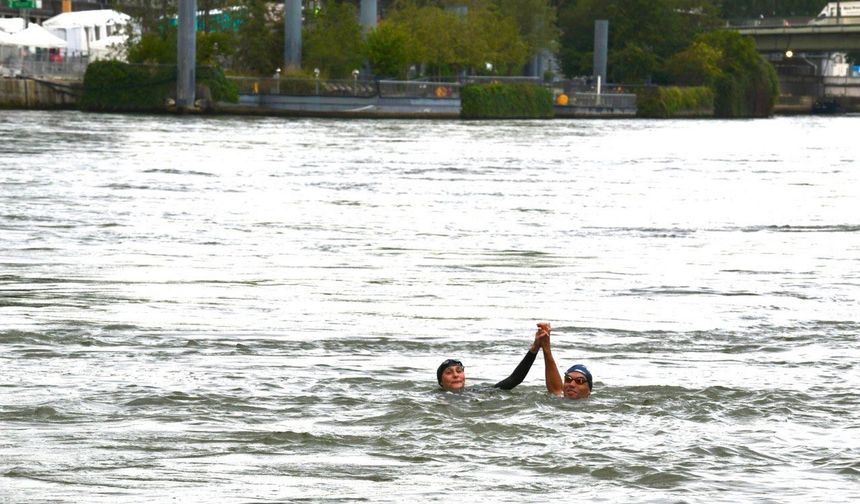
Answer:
4;75;858;117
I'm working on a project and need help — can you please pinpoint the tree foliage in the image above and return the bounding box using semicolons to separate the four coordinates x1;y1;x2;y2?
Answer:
696;30;779;117
303;1;365;78
494;0;560;55
663;41;722;86
365;21;415;78
232;0;283;75
127;28;233;68
557;0;722;81
385;0;529;76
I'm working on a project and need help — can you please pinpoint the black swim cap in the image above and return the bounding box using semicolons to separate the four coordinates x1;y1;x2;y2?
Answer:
437;359;464;385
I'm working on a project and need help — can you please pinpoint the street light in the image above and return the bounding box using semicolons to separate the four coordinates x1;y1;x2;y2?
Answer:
274;68;281;94
314;67;320;96
352;69;359;95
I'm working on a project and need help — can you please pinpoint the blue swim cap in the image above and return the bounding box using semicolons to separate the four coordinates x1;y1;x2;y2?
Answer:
566;364;593;390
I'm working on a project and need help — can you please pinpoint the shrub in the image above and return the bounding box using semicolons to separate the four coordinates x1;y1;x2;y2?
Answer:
80;61;175;112
461;82;553;119
635;86;713;118
81;61;238;112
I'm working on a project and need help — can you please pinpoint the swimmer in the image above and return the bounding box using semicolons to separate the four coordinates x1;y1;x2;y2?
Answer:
538;322;592;399
436;323;549;392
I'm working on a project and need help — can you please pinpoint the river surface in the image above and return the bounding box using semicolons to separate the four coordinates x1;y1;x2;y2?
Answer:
1;111;859;502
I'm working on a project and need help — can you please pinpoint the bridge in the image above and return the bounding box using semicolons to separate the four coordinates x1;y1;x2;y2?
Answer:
735;18;860;52
733;17;860;111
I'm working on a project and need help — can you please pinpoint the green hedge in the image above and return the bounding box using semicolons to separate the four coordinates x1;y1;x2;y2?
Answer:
461;82;554;119
198;66;239;104
80;61;238;112
636;86;714;118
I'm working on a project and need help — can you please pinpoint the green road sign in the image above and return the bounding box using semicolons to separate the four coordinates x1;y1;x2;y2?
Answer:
8;0;36;8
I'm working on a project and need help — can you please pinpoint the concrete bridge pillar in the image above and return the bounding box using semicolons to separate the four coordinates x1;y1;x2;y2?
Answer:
285;0;302;70
593;20;608;87
360;0;378;33
177;0;197;110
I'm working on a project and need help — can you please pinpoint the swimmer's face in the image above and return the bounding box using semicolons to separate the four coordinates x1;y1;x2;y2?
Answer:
563;372;590;400
440;364;466;391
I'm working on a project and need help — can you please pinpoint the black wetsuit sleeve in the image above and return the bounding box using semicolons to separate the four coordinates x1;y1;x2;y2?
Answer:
493;349;538;390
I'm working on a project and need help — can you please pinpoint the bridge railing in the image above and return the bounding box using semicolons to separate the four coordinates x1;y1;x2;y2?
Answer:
726;16;814;28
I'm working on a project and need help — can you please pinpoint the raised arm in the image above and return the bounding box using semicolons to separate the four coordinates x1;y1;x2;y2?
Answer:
539;323;563;396
493;325;544;390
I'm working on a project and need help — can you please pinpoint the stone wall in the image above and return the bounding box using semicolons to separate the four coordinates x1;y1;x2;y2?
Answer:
0;78;80;109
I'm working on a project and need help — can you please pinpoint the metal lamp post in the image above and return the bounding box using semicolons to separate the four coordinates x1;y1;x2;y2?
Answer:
314;68;320;95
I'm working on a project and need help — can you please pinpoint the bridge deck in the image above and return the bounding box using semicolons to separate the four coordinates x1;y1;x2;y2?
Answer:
737;21;860;52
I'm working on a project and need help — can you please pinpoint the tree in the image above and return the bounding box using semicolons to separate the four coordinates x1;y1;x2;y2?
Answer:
365;21;415;78
556;0;721;80
127;30;178;64
609;42;659;83
232;0;283;75
663;40;722;86
462;3;529;74
494;0;560;55
696;30;779;117
385;0;529;77
303;1;365;78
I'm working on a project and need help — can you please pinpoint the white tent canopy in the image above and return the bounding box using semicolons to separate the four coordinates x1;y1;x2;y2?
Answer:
0;30;17;46
7;24;68;49
0;17;26;35
43;9;133;55
43;9;131;30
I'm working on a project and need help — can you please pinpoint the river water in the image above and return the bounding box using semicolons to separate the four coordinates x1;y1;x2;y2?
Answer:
1;111;859;502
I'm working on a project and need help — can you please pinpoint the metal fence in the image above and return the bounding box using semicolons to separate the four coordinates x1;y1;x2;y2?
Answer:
226;76;641;110
229;76;379;98
228;76;471;99
566;92;637;109
1;51;90;79
377;80;461;99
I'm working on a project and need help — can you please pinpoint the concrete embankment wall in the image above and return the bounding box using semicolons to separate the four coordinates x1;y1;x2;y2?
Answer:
0;78;79;109
217;94;462;119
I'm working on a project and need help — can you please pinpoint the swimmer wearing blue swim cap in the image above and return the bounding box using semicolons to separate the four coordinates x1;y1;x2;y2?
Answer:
537;323;593;399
